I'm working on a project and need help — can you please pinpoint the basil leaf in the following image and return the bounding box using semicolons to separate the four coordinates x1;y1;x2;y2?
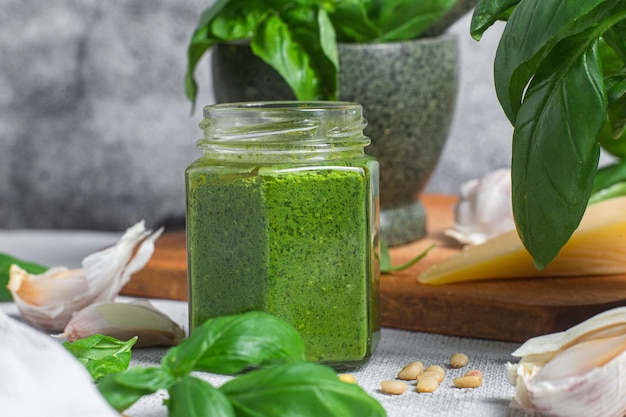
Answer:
589;181;626;205
370;0;456;42
494;0;618;123
167;376;235;417
470;0;520;40
184;0;233;110
380;240;434;274
607;73;626;137
98;366;176;412
327;0;380;42
511;35;605;268
593;159;626;193
603;19;626;63
63;334;137;382
210;0;268;41
251;9;337;100
162;311;305;377
0;253;47;301
220;362;386;417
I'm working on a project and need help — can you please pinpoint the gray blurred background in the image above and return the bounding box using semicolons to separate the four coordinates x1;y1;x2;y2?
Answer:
0;0;515;231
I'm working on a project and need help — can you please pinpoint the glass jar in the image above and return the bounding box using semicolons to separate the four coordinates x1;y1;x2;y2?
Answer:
185;101;380;367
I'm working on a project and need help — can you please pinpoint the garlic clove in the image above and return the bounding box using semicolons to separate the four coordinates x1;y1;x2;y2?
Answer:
445;168;515;245
507;307;626;417
58;299;186;347
7;221;163;331
512;306;626;365
0;309;119;416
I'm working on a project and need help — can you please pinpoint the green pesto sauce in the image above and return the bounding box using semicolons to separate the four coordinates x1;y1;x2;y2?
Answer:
186;159;379;365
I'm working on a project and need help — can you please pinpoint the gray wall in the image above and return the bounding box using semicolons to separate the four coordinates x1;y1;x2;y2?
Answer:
0;1;513;231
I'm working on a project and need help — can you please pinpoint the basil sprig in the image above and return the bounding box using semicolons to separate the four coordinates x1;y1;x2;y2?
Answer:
98;311;385;417
64;334;137;382
185;0;457;110
471;0;626;269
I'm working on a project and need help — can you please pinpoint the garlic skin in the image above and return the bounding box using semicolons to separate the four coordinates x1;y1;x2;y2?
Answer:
59;299;186;347
445;168;514;245
7;221;163;332
507;307;626;417
0;309;119;417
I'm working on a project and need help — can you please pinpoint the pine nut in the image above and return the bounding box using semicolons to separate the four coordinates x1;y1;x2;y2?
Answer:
397;361;424;380
416;375;439;393
338;374;357;384
425;364;446;377
380;380;407;395
450;352;469;368
418;370;444;384
464;369;483;381
453;375;482;388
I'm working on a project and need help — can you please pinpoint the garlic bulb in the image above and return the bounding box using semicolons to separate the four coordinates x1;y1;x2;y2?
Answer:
0;308;119;416
59;299;185;347
445;168;515;245
507;307;626;417
7;221;163;331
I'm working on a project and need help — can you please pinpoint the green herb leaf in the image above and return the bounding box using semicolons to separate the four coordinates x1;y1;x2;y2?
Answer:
220;362;386;417
63;334;137;382
167;376;235;417
184;0;233;111
473;0;626;268
250;9;337;100
370;0;456;42
470;0;519;40
380;241;435;274
493;0;618;123
327;0;380;42
0;253;47;301
98;366;176;412
162;311;305;377
510;34;604;268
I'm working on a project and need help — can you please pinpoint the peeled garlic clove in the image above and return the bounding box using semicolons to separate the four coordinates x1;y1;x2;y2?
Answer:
58;300;185;347
513;306;626;365
8;221;163;331
0;309;119;416
508;307;626;417
445;168;514;245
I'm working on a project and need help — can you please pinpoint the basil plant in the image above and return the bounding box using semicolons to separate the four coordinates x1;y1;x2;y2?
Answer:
472;0;626;269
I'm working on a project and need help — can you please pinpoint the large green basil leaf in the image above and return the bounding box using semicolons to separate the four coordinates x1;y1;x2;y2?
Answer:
167;376;235;417
63;334;136;382
184;0;233;109
327;0;380;42
603;19;626;62
370;0;456;42
98;366;176;412
162;311;305;377
220;362;386;417
210;0;268;41
250;12;335;100
494;0;617;122
470;0;520;40
0;253;47;301
511;35;605;269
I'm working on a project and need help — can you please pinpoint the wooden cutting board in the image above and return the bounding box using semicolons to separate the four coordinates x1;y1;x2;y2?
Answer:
121;194;626;342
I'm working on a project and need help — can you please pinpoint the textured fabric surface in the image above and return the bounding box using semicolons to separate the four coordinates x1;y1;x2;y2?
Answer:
128;300;540;417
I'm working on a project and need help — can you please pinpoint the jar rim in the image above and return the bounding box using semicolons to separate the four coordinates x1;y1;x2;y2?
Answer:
197;101;370;161
202;101;362;116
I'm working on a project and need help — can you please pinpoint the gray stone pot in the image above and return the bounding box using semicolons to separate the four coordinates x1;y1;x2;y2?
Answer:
211;35;458;246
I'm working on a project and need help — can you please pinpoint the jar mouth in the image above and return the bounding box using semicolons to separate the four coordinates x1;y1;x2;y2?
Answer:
197;101;370;155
